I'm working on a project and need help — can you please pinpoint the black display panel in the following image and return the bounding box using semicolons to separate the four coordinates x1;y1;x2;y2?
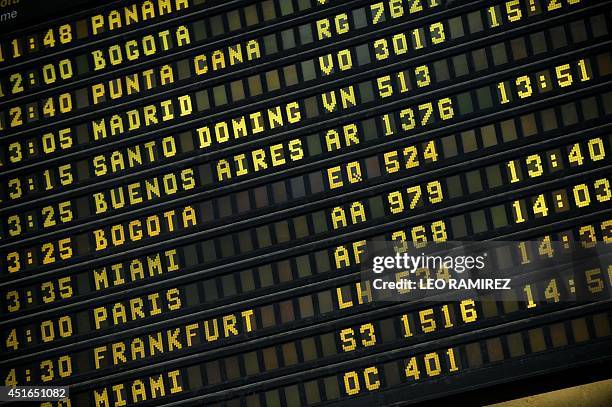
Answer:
0;1;610;406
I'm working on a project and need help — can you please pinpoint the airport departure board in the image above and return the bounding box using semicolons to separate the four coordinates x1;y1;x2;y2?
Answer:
0;0;611;406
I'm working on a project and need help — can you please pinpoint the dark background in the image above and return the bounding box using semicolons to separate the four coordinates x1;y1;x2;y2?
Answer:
0;0;103;32
2;1;610;405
